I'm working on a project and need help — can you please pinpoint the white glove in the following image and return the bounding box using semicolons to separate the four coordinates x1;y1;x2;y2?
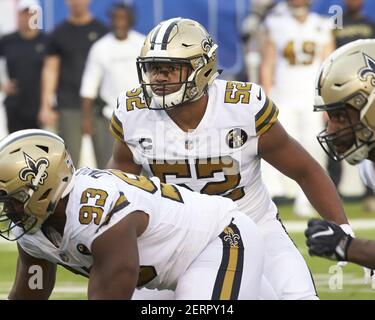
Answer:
337;224;355;268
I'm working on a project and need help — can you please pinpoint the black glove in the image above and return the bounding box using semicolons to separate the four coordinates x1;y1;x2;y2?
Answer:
305;219;353;261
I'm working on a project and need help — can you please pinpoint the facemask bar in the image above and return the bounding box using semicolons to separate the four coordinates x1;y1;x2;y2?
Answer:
0;190;37;241
314;90;374;162
317;122;370;161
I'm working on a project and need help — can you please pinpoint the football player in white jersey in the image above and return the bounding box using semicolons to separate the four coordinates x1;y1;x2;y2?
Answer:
260;0;335;216
107;18;350;300
0;129;265;300
305;40;375;272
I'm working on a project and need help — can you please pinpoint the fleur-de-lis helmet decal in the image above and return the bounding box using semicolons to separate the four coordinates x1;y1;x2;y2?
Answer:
0;129;75;241
19;153;49;186
359;53;375;86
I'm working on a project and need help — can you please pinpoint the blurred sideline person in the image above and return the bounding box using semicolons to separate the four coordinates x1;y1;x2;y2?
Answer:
107;17;351;300
260;0;335;216
0;0;47;133
0;129;265;300
331;0;375;211
305;39;375;281
241;0;292;83
80;3;145;168
334;0;375;49
39;0;107;165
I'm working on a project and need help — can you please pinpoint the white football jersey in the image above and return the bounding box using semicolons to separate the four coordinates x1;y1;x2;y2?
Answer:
358;160;375;191
110;79;279;223
16;167;237;290
265;11;333;106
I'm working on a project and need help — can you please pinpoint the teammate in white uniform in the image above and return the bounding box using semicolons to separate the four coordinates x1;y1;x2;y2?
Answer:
108;18;349;299
0;129;264;300
260;0;335;215
304;39;375;273
80;4;145;120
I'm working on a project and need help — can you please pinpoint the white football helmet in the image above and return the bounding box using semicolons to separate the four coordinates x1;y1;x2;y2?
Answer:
0;129;75;240
137;17;221;110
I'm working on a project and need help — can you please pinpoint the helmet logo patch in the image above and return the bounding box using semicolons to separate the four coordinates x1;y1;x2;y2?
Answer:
19;153;49;185
359;53;375;86
201;36;214;53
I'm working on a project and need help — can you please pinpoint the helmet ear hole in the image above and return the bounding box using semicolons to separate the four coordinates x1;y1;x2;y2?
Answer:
10;148;20;154
204;69;213;78
39;189;52;201
36;145;49;153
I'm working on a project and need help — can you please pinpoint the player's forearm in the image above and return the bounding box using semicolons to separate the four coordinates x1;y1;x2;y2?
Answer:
259;65;273;95
40;56;60;108
88;270;137;300
81;97;94;117
347;238;375;269
8;267;55;300
296;161;348;224
259;36;275;95
8;287;51;300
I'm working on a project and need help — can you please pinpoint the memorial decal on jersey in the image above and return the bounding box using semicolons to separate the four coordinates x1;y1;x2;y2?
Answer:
226;128;248;149
139;137;153;153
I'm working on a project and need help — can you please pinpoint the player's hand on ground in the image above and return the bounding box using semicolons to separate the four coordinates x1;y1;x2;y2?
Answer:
305;218;353;261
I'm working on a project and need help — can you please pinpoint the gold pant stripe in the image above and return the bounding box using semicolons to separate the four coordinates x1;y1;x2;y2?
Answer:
212;221;244;300
220;246;239;299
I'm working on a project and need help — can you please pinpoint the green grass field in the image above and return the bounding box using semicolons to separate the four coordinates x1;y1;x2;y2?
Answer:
0;202;375;300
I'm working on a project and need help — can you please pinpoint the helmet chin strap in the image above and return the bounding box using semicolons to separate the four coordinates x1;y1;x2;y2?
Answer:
345;144;369;165
346;88;375;164
345;139;375;165
61;172;75;198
